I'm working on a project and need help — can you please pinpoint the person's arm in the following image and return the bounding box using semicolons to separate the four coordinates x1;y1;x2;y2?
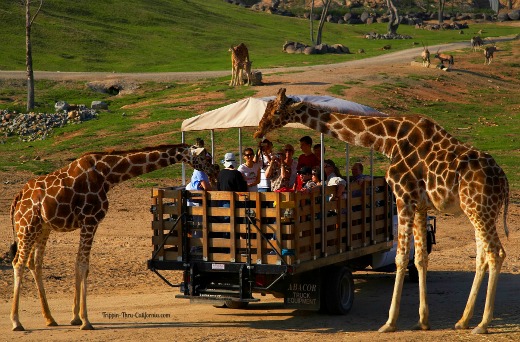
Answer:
199;179;212;191
250;166;261;187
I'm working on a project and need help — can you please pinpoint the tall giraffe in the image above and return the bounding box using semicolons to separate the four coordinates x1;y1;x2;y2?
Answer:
9;144;219;331
229;43;251;86
254;88;509;334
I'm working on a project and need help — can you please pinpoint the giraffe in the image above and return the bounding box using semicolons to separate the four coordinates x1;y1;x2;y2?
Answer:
9;144;219;331
229;43;251;86
254;88;510;334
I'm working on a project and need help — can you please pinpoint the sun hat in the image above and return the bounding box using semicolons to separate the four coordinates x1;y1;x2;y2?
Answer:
222;152;237;168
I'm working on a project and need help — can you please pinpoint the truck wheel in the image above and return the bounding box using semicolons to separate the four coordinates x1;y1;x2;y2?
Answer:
427;230;434;254
323;266;354;315
223;300;249;309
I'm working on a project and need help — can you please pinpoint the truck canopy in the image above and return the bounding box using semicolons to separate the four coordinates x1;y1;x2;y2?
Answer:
181;95;387;132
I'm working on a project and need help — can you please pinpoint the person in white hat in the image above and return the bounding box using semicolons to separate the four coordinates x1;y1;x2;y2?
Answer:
217;152;248;191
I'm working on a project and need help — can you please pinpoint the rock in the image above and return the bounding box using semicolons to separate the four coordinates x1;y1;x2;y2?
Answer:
91;101;109;110
55;101;69;112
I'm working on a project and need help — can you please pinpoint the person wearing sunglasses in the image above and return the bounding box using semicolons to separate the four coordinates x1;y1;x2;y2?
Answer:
238;147;261;191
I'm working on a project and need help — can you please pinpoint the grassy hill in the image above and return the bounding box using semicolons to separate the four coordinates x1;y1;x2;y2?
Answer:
0;0;518;72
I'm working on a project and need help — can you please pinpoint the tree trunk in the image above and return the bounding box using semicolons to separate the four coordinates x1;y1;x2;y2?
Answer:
438;0;445;24
386;0;399;35
316;0;332;46
310;0;315;45
26;1;35;111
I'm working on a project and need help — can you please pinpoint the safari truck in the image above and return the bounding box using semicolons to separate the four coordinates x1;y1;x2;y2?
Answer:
147;96;436;314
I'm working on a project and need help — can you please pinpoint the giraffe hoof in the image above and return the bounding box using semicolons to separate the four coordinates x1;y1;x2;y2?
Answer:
411;322;430;331
12;325;25;331
471;326;488;334
455;321;469;330
70;318;82;326
46;320;58;327
80;323;94;330
378;324;397;333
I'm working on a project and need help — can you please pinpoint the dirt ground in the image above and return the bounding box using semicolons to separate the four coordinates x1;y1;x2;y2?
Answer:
1;32;520;341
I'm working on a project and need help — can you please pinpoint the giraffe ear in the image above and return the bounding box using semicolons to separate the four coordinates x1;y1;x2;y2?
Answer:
192;147;206;156
277;88;287;103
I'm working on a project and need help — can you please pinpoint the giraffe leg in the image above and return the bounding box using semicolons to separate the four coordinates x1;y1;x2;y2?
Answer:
473;244;505;334
11;254;26;331
411;209;430;331
11;230;35;331
455;233;486;331
379;207;414;333
28;228;58;327
71;228;97;330
456;228;505;334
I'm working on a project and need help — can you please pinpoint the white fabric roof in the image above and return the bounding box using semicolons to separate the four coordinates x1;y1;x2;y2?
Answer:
181;95;386;132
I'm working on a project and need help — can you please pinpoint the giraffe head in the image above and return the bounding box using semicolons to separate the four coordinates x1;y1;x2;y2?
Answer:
186;145;220;183
253;88;294;139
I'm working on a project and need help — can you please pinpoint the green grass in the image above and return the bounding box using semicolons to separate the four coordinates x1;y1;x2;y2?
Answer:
0;1;519;189
1;0;518;73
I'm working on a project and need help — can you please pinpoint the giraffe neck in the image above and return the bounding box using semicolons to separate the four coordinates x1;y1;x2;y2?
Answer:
288;102;400;157
82;144;190;186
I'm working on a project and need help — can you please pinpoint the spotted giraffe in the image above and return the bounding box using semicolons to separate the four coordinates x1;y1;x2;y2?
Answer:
229;43;251;86
254;88;509;334
9;144;219;331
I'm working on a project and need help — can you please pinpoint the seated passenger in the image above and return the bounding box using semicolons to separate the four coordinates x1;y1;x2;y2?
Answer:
238;147;261;192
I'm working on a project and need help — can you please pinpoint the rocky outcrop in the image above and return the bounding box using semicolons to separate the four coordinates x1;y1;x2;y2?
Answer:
283;41;350;54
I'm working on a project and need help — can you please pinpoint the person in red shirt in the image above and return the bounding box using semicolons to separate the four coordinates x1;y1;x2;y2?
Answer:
295;136;319;190
296;136;320;170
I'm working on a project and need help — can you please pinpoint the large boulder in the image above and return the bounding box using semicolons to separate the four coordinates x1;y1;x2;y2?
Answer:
91;101;109;110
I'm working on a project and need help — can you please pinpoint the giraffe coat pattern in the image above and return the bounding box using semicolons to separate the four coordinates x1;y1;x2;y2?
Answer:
254;88;509;334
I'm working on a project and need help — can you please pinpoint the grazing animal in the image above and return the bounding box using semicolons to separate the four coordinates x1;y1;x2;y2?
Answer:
434;49;454;69
471;36;483;51
9;144;219;331
421;45;430;67
229;43;251;86
255;88;509;335
484;44;497;65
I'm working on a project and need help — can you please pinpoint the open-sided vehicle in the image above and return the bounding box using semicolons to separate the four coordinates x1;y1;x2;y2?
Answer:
147;96;436;313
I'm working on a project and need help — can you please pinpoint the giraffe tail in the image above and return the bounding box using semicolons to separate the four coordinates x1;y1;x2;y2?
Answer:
503;177;510;239
503;194;509;239
8;191;22;259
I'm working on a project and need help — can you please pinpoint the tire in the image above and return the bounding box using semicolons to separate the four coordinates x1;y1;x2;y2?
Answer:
223;300;249;309
426;230;434;254
323;266;354;315
408;264;419;283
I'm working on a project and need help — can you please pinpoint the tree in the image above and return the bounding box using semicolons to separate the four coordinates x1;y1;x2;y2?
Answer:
315;0;332;46
438;0;446;23
23;0;44;111
386;0;399;35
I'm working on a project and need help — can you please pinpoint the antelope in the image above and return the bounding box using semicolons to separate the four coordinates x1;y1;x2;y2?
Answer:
434;49;454;69
421;44;430;67
471;36;483;51
484;44;497;65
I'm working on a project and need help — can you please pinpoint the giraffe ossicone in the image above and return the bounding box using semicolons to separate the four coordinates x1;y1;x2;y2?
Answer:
255;88;509;334
9;144;219;331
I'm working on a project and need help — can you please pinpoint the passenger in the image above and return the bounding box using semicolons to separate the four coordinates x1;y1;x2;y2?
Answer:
324;159;346;201
268;144;298;192
216;152;248;228
351;162;371;198
313;143;324;163
351;162;370;184
311;167;322;187
238;147;261;192
296;135;320;170
255;139;274;192
298;166;317;192
217;152;248;192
